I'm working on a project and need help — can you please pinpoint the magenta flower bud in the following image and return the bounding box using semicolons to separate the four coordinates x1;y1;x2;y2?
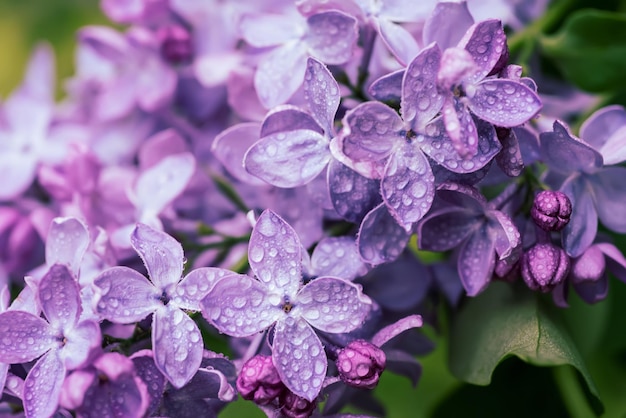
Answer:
521;242;570;292
158;25;193;64
531;190;572;232
336;340;386;390
236;355;285;406
278;390;317;418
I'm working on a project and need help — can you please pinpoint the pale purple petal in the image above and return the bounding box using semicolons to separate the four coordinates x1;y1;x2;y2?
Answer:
441;96;478;158
244;129;331;188
45;217;89;275
23;350;65;418
0;154;38;200
240;13;304;47
152;305;203;388
595;129;626;166
174;268;236;311
255;41;308;108
417;207;478;252
261;106;323;137
495;128;524;176
0;311;54;364
561;177;597;258
380;0;433;22
131;224;184;290
297;277;371;333
487;211;521;259
249;210;302;296
19;42;55;100
201;275;283;337
305;11;358;64
591;167;626;233
368;69;403;102
327;158;381;224
381;144;435;230
372;315;423;348
402;43;444;130
310;237;369;280
418;117;500;173
94;266;161;323
458;225;496;296
38;264;82;330
357;203;411;266
340;101;402;163
597;243;626;283
134;55;177;112
212;123;267;185
377;18;419;65
437;47;477;90
134;153;196;217
422;1;474;50
468;79;542;127
273;316;326;401
61;320;101;370
540;121;603;175
303;57;340;133
459;19;507;84
579;105;626;151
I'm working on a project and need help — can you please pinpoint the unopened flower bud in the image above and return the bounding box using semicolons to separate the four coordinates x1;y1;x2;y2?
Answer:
158;25;193;64
570;245;605;285
521;242;570;292
278;390;317;418
336;340;386;389
531;190;572;231
236;355;285;406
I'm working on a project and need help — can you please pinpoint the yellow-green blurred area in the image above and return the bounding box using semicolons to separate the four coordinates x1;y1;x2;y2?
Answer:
0;0;107;97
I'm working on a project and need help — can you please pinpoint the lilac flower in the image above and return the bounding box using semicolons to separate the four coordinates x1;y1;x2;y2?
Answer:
0;264;101;418
240;9;358;107
540;120;626;257
417;183;521;296
59;352;149;418
202;210;372;401
94;224;230;388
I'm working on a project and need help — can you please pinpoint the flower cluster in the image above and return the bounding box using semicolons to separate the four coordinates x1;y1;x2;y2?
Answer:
1;0;626;417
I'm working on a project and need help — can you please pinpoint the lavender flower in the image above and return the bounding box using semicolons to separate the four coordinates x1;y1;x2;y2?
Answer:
94;224;229;388
202;210;372;401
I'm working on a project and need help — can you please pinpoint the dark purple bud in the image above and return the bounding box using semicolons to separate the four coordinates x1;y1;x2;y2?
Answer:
336;340;386;390
236;355;285;406
278;390;317;418
531;190;572;232
158;25;193;64
521;242;570;292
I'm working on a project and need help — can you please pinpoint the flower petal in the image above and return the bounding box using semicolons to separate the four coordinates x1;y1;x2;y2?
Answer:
458;224;496;296
459;19;507;84
417;206;479;252
495;128;524;177
23;350;65;418
303;57;340;133
372;314;423;347
377;18;419;66
94;266;160;323
244;129;330;188
305;11;357;64
297;277;372;333
357;203;411;266
212;122;267;185
152;305;203;388
45;217;89;276
327;158;381;224
174;267;235;311
590;167;626;233
0;311;54;364
39;264;82;330
201;274;282;338
561;177;597;258
273;316;326;401
579;105;626;152
131;223;184;290
469;79;542;127
368;69;403;103
422;1;474;50
441;96;478;158
310;237;369;281
239;13;303;48
61;320;101;370
255;41;308;108
261;105;323;137
402;43;443;130
540;121;603;175
249;210;303;297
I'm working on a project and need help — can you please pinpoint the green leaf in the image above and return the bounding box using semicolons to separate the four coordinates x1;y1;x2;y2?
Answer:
540;9;626;92
449;283;603;414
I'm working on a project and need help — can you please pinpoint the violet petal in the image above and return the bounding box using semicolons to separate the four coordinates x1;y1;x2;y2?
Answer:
131;224;184;290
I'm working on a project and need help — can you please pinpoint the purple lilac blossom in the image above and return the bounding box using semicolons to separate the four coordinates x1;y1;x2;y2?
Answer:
0;264;101;418
202;210;372;401
94;224;230;388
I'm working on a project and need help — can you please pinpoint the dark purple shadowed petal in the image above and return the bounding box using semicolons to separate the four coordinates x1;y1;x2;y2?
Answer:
495;127;524;177
368;69;403;103
540;121;603;175
357;203;411;266
201;275;282;338
273;316;327;402
468;79;542;127
131;350;166;415
305;11;358;64
597;243;626;283
381;144;435;230
418;206;480;252
487;210;521;260
458;224;496;296
590;167;626;233
401;43;443;130
297;276;371;333
327;158;381;224
459;19;507;84
249;210;303;297
561;177;597;258
94;266;161;324
131;224;184;290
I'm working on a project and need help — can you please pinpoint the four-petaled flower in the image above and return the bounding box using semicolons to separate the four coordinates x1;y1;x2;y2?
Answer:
202;209;372;401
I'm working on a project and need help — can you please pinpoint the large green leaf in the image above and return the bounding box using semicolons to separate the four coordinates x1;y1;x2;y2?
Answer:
449;283;602;414
540;9;626;92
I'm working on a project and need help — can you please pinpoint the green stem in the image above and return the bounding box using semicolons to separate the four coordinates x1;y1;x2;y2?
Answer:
552;366;595;418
